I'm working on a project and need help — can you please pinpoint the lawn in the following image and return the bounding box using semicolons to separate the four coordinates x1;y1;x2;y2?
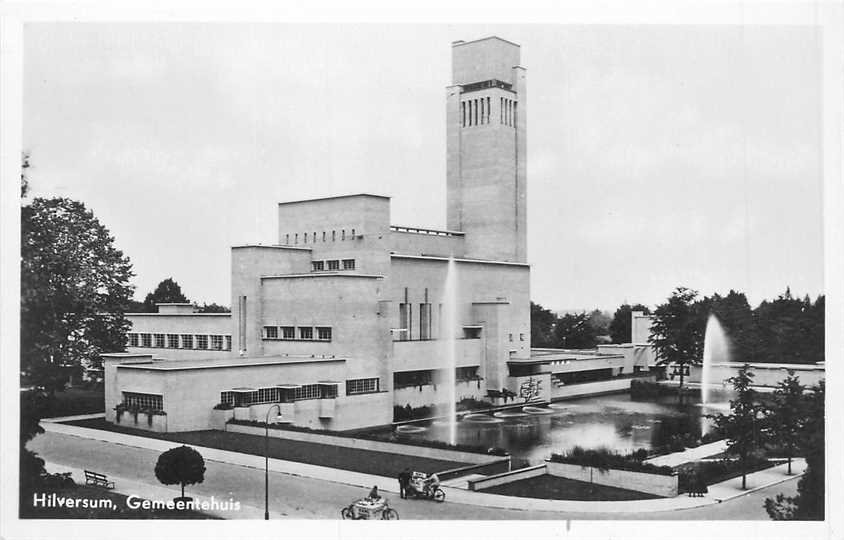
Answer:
20;485;216;519
480;474;662;501
65;418;470;478
42;387;105;417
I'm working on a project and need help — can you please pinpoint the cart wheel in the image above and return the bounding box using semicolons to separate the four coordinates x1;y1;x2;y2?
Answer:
433;488;445;502
341;506;353;520
382;508;399;520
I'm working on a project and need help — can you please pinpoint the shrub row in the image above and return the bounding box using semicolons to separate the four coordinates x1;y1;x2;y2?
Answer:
549;446;675;476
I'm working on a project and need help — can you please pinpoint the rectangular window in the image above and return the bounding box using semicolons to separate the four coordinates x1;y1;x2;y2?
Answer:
196;335;209;349
281;326;295;339
141;333;152;347
520;333;525;341
509;333;514;342
181;334;193;349
128;333;139;347
264;326;278;339
224;335;232;351
394;370;432;389
166;334;179;348
220;391;234;407
461;101;465;127
322;231;326;242
295;384;321;401
398;303;410;341
342;259;355;270
346;378;380;395
211;335;224;350
456;366;479;382
419;303;431;340
316;327;332;341
285;234;290;244
122;392;162;411
312;261;324;271
299;327;313;340
153;334;165;348
327;260;340;271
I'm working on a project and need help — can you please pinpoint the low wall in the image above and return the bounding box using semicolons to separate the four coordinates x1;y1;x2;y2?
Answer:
114;412;167;433
545;461;677;497
551;377;635;400
225;422;498;464
437;458;511;481
468;464;545;491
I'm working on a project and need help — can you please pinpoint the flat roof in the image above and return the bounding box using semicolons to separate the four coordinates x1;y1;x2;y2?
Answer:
231;244;311;251
277;193;390;206
529;348;625;361
126;313;231;317
117;355;346;372
452;36;520;48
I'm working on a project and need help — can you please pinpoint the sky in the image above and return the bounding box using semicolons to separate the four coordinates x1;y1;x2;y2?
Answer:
23;23;824;312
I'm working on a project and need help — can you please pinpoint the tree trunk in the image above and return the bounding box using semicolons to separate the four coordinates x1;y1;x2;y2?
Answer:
678;365;685;404
181;482;185;499
787;456;792;475
741;472;746;490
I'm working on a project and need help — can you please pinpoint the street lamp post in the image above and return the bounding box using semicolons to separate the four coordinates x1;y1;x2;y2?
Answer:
264;403;282;520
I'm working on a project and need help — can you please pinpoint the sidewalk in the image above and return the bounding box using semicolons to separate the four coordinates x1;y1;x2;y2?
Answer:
644;440;728;467
707;459;807;502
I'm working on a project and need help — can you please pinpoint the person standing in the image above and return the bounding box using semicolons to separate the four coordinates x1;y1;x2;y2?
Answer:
398;468;411;499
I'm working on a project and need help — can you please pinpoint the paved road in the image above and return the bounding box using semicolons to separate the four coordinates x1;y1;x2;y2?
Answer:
29;431;797;520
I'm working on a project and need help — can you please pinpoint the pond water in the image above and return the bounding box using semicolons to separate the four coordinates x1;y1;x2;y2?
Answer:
392;393;723;466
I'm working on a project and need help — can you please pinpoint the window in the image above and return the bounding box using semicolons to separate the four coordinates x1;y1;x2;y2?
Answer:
456;366;479;382
313;232;317;243
141;333;152;347
122;392;162;411
181;334;193;349
461;101;465;127
220;391;234;407
486;96;491;123
332;230;336;241
166;334;179;348
480;96;484;123
128;333;139;347
316;327;332;341
341;229;345;240
322;231;326;242
346;378;379;395
295;233;298;244
327;260;340;271
519;333;525;341
211;335;223;350
299;327;313;340
295;384;321;401
224;335;232;351
154;334;165;348
281;326;295;339
196;335;209;349
264;326;278;339
509;333;513;342
285;233;289;244
394;370;432;389
398;303;410;341
500;97;504;124
342;259;355;270
419;303;431;340
312;261;324;271
320;384;338;399
303;232;307;243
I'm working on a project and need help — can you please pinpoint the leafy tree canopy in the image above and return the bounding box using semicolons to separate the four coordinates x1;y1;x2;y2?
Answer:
154;445;206;500
142;277;190;312
21;197;135;390
530;302;556;348
554;312;599;349
195;302;230;313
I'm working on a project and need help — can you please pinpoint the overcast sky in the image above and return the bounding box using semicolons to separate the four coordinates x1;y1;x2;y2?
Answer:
23;23;824;312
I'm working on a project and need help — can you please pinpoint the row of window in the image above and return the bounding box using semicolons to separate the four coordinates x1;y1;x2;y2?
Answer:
393;367;479;389
220;377;380;407
285;228;356;245
128;333;232;351
460;96;517;128
122;392;163;411
509;333;526;342
312;259;355;271
263;326;332;341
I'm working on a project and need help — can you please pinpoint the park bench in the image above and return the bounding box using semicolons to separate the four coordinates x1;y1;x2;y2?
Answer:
84;470;115;489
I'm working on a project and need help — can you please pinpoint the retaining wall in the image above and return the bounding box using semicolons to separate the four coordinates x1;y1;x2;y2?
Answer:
545;461;677;497
225;422;499;464
467;464;545;490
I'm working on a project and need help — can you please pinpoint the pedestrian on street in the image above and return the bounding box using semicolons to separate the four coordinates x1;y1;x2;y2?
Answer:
398;468;411;499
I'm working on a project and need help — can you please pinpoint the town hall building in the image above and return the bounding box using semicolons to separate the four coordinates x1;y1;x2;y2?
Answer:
103;37;653;433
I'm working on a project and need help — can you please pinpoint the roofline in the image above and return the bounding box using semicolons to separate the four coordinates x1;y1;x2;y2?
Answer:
117;356;346;372
155;303;193;306
260;273;384;280
452;36;520;48
126;313;231;317
231;244;312;251
277;193;390;206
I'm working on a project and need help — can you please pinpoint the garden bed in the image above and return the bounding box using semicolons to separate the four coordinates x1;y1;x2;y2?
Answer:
63;418;469;477
480;474;662;501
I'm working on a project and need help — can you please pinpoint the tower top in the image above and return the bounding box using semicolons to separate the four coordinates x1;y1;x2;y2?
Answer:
451;36;522;86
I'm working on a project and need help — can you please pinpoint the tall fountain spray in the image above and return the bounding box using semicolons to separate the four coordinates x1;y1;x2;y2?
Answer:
442;257;459;445
701;314;730;406
700;314;731;434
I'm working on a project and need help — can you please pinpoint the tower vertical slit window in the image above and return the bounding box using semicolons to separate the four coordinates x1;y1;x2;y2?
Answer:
513;101;517;126
486;96;491;123
461;101;465;127
500;97;504;123
480;97;484;124
474;98;478;125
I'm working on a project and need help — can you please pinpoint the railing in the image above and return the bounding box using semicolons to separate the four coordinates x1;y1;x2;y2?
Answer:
461;79;513;93
390;225;464;237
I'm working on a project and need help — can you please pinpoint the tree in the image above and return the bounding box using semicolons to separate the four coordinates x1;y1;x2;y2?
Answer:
699;290;753;363
21;197;135;391
765;379;825;520
710;364;765;490
766;370;805;475
554;312;598;349
21;151;31;198
195;302;231;313
530;302;556;348
586;309;612;338
750;288;823;365
154;445;206;501
142;277;190;312
609;303;650;344
648;287;704;399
